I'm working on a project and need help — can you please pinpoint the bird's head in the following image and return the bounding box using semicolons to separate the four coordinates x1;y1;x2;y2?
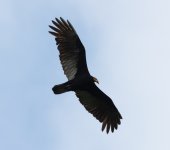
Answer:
92;76;99;84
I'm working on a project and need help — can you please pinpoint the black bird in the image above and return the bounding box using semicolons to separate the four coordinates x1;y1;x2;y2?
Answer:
49;17;122;133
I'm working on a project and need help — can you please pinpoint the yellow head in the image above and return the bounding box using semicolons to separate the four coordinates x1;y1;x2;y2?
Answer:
92;76;99;84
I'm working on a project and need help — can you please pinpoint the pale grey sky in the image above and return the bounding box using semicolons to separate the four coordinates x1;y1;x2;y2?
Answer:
0;0;170;150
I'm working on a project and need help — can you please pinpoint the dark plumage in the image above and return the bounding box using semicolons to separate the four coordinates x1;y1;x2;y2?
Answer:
49;17;122;133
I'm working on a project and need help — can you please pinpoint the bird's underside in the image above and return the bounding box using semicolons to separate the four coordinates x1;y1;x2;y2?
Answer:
49;17;122;133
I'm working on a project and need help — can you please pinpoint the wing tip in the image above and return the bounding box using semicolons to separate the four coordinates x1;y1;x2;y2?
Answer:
101;114;122;134
48;31;56;36
49;17;77;34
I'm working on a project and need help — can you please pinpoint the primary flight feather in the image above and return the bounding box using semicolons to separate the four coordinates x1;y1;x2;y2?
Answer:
49;17;122;133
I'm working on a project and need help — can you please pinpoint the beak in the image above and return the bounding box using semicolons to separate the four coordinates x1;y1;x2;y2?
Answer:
93;76;99;84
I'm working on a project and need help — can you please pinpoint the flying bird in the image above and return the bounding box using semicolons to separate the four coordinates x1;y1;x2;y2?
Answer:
49;17;122;133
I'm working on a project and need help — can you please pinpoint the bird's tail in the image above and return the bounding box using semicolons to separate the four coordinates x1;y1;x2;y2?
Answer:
52;82;71;94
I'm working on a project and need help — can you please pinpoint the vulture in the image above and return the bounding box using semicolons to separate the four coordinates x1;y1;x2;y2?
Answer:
49;17;122;133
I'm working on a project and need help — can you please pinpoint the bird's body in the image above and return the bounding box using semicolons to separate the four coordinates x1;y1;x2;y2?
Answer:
52;74;94;93
49;17;122;133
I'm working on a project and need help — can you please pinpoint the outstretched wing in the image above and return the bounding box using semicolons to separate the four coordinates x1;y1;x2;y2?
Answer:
49;17;89;80
75;85;122;133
